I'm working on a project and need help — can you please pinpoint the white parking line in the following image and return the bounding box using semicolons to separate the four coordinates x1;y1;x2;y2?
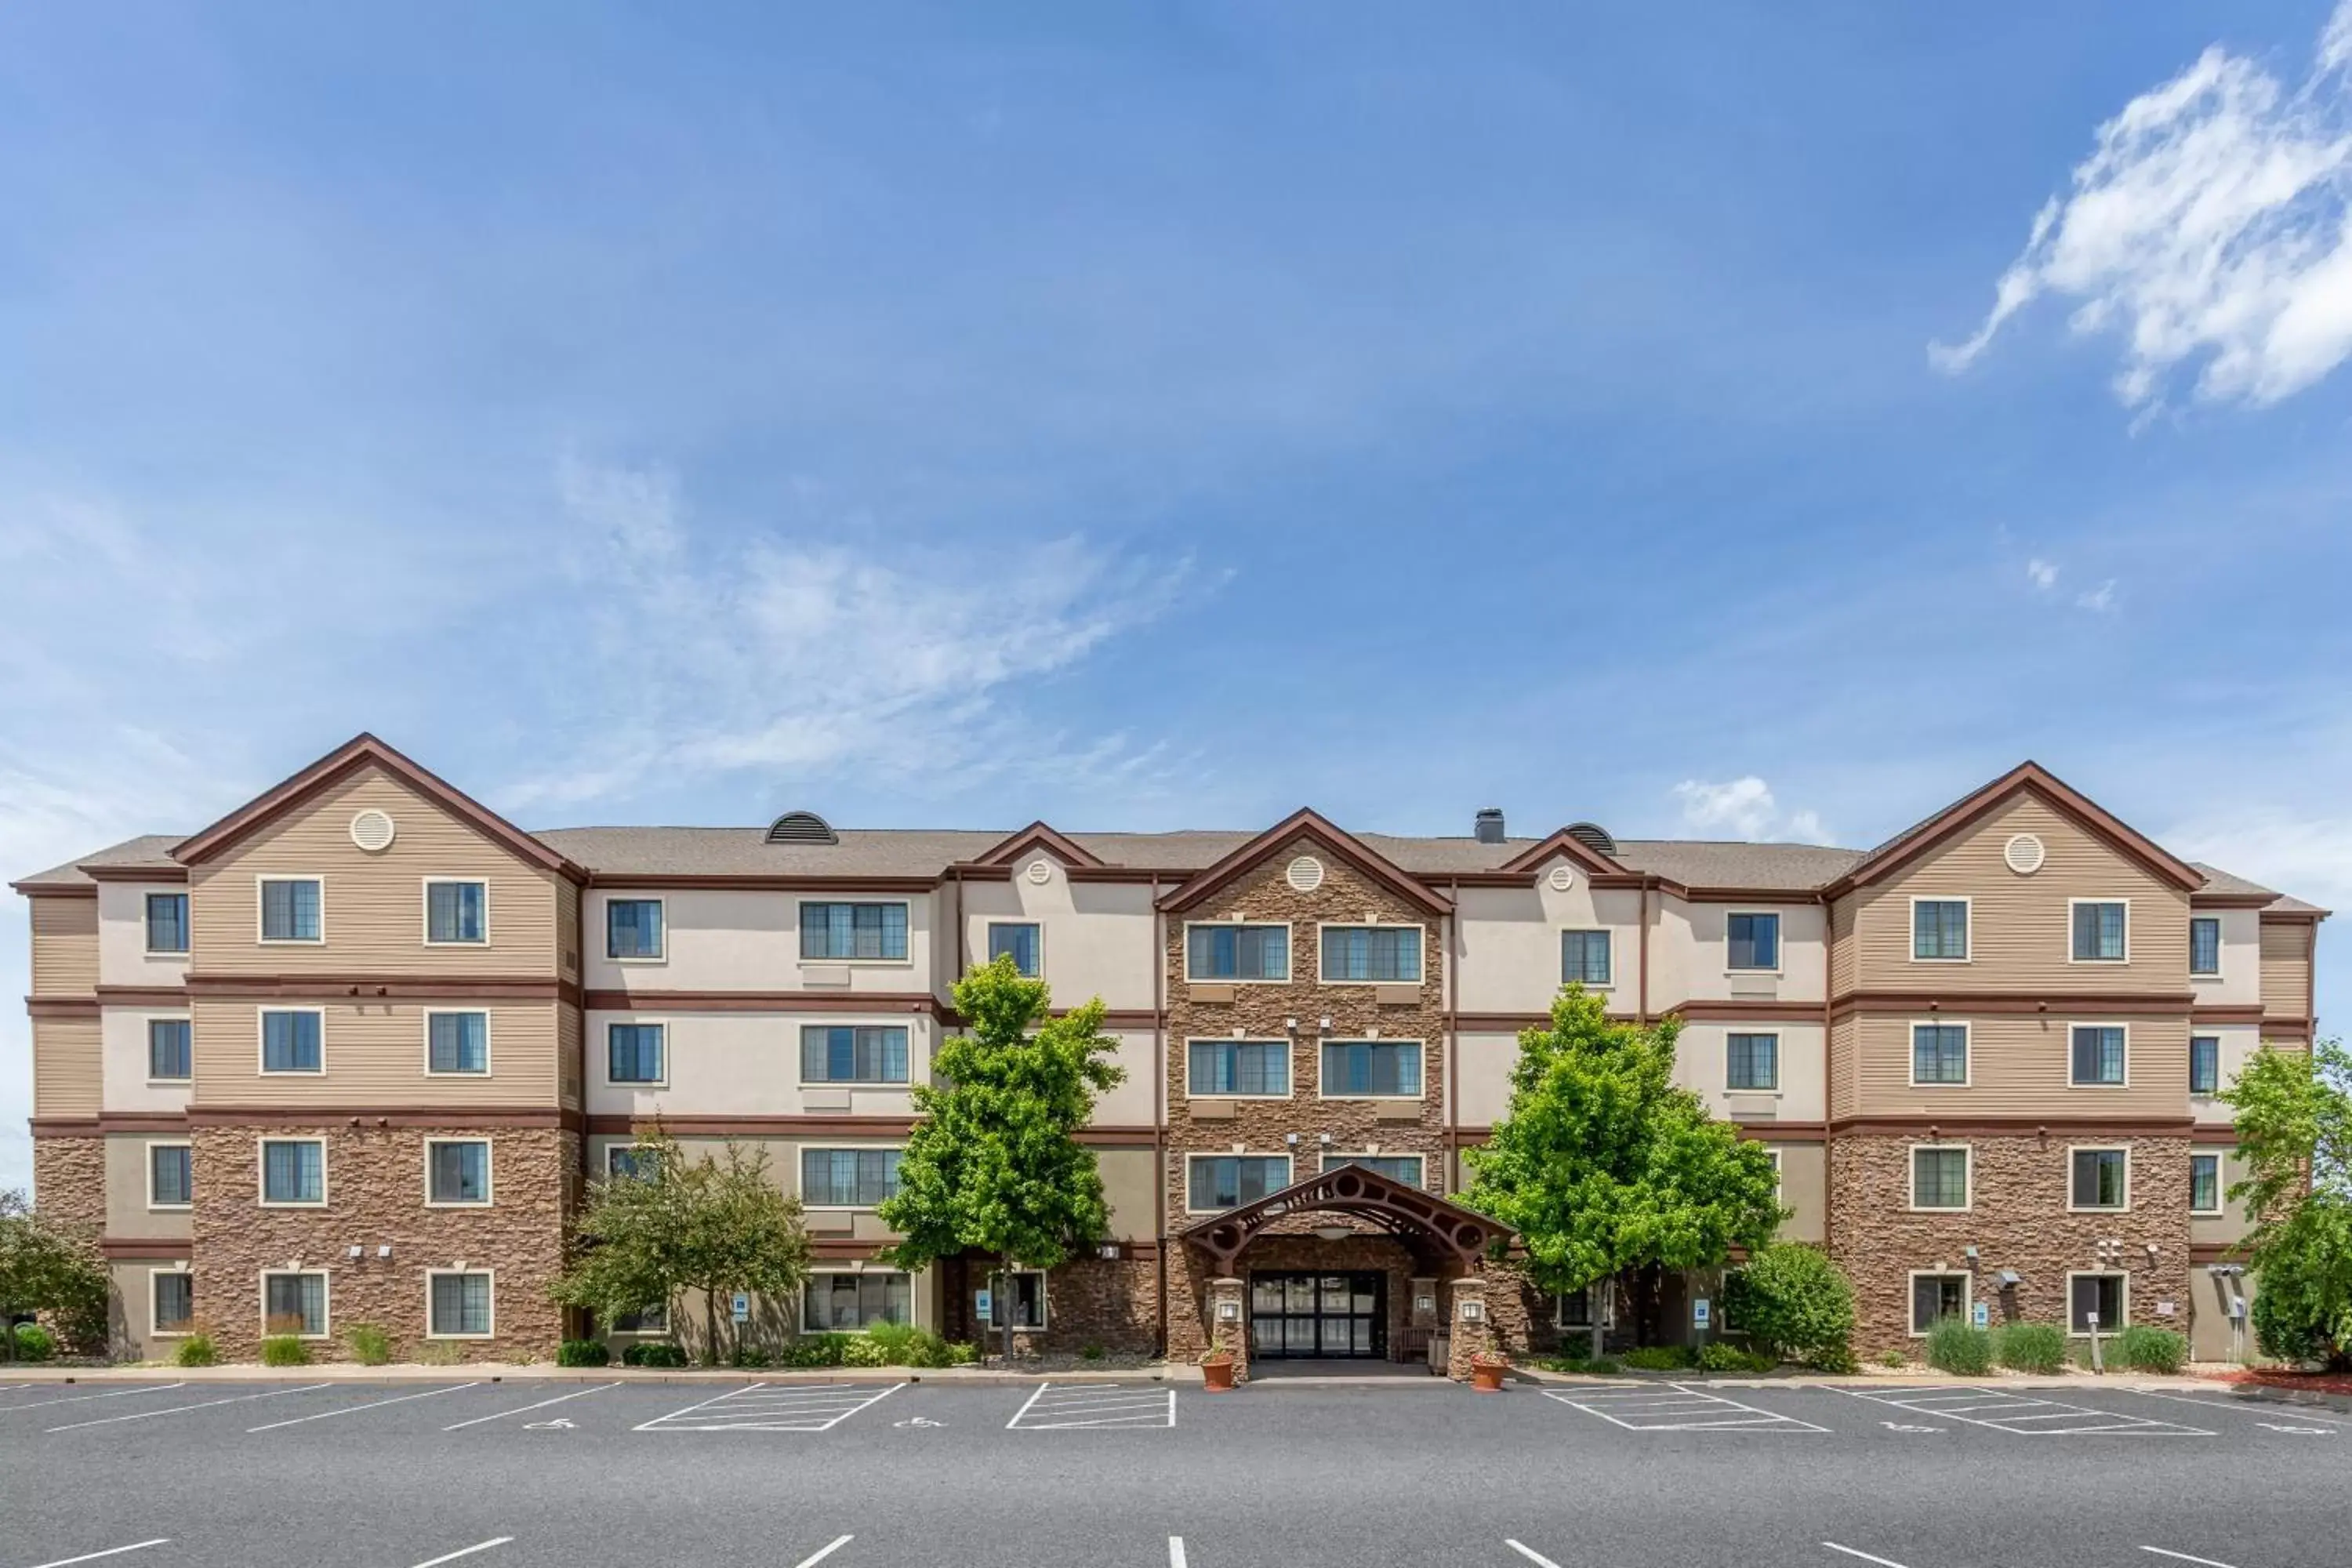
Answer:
790;1537;853;1568
1007;1381;1177;1430
634;1381;903;1432
443;1381;620;1430
1822;1544;1911;1568
1831;1385;2212;1436
0;1383;187;1414
1504;1541;1566;1568
1541;1381;1826;1432
22;1541;171;1568
46;1383;332;1432
2121;1386;2350;1427
1169;1537;1188;1568
2140;1549;2241;1568
408;1538;512;1568
248;1381;481;1432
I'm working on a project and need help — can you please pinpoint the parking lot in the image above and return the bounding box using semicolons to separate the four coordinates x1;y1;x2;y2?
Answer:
2;1375;2344;1568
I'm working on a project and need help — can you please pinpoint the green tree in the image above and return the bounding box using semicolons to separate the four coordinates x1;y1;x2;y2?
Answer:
1461;986;1784;1354
0;1189;111;1359
878;954;1125;1365
550;1132;813;1365
1720;1241;1857;1370
2223;1038;2352;1369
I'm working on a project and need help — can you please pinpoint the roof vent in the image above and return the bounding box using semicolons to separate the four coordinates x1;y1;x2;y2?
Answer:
1287;855;1325;892
1474;808;1507;845
765;811;838;845
2004;833;2045;876
349;809;397;853
1564;822;1617;856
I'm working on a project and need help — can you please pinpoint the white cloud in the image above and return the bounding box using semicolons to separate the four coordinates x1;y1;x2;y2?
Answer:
1933;0;2352;408
2027;557;2060;590
2074;578;2119;612
2167;807;2352;918
1671;776;1834;844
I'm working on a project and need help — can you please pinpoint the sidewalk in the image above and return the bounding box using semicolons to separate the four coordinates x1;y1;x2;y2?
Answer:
0;1361;1201;1388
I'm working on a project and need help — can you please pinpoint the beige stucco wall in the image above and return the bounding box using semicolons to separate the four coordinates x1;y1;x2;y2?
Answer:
1454;871;1646;1014
1671;1020;1828;1123
2192;906;2262;1007
110;1260;193;1362
1769;1141;1826;1243
105;1133;193;1237
2190;1023;2259;1128
583;1008;931;1118
582;887;940;997
960;858;1157;1011
96;880;194;989
101;1005;195;1113
1663;898;1828;1006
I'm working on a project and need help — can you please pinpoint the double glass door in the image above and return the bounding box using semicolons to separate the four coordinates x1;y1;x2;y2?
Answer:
1250;1271;1385;1359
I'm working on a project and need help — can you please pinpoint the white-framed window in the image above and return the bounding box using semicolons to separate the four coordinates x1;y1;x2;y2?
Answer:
2068;1146;2129;1211
1184;922;1290;982
258;1138;327;1207
257;877;324;943
1319;1040;1424;1099
1909;1144;1970;1211
423;878;489;946
1319;924;1423;983
800;1147;904;1208
144;892;189;956
2069;1023;2129;1087
147;1142;193;1209
985;1270;1047;1330
1908;1272;1970;1335
425;1138;493;1207
987;921;1042;978
1186;1153;1291;1212
606;898;665;960
1560;930;1612;986
258;1008;325;1075
800;1024;910;1084
2067;1271;2127;1334
1726;911;1780;972
1320;1152;1426;1187
151;1268;194;1338
1726;1033;1778;1091
1911;898;1969;961
1555;1285;1602;1330
804;1271;913;1330
2190;1035;2221;1096
1763;1146;1784;1203
2069;899;2129;963
2189;916;2222;977
261;1269;330;1338
2190;1152;2223;1216
605;1142;660;1181
424;1011;491;1076
426;1270;495;1338
800;901;909;961
1911;1022;1969;1087
1187;1039;1290;1098
147;1017;193;1082
606;1022;666;1085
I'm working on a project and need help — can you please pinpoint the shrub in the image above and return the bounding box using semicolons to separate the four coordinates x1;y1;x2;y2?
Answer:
1080;1341;1106;1361
731;1344;775;1370
837;1333;888;1368
12;1323;56;1362
1878;1349;1909;1369
1994;1321;2068;1374
557;1338;612;1367
945;1341;980;1366
260;1334;312;1367
1720;1243;1857;1371
864;1321;920;1363
1923;1317;1992;1376
172;1330;219;1368
416;1340;464;1367
775;1337;840;1368
1587;1356;1622;1374
1698;1341;1774;1374
343;1323;393;1366
1620;1345;1695;1371
622;1341;689;1368
2114;1324;2187;1374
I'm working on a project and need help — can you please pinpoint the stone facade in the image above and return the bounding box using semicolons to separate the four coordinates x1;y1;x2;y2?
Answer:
31;1135;107;1233
938;1250;1161;1356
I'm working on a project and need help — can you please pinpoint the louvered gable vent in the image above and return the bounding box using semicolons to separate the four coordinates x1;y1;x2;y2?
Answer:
1564;822;1616;856
766;811;838;845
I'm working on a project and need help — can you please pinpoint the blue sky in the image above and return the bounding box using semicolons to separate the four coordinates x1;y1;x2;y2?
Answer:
5;2;2350;1189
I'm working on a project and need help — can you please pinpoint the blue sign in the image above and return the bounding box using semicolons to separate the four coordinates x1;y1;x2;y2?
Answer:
1972;1301;1990;1330
1692;1298;1711;1329
975;1288;993;1322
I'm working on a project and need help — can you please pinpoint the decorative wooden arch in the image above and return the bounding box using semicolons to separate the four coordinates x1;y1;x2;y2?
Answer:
1177;1162;1512;1274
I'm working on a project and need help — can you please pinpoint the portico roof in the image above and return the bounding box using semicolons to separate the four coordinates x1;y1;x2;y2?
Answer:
1176;1162;1513;1274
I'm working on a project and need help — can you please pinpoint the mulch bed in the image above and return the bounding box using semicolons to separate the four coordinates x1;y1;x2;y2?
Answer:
2216;1368;2352;1397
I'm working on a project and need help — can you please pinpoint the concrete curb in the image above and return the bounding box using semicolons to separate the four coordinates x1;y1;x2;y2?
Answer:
1506;1367;2249;1392
0;1363;1200;1388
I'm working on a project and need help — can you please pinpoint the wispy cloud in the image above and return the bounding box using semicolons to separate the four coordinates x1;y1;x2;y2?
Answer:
1671;775;1831;844
1933;0;2352;408
2167;806;2352;917
2027;557;2060;591
2074;578;2119;613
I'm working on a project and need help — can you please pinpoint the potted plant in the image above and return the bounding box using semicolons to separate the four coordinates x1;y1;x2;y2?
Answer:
1469;1348;1509;1394
1199;1338;1238;1392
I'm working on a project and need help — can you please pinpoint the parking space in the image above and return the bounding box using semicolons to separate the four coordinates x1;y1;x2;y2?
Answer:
1539;1380;1828;1432
1007;1381;1178;1430
633;1381;906;1432
1832;1384;2216;1436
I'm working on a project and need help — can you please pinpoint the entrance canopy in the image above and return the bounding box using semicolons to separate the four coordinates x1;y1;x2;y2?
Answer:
1177;1162;1513;1274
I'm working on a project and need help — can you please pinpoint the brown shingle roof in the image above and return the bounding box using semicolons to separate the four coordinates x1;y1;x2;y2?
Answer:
11;834;187;891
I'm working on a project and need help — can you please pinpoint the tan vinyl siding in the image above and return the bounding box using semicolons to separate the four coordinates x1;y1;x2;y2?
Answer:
2259;920;2313;1018
556;877;582;981
187;765;562;976
1842;1011;2188;1119
557;1004;583;1110
33;1016;103;1116
30;895;100;995
1828;898;1857;996
1828;1013;1860;1121
1845;793;2190;993
191;998;559;1105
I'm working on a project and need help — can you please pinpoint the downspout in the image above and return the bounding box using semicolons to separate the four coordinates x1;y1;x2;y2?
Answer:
1152;873;1167;1356
1637;877;1652;1025
1446;879;1459;1191
1819;889;1835;1253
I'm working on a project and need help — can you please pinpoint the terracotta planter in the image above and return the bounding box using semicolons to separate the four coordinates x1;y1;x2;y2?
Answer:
1201;1356;1237;1392
1469;1358;1508;1394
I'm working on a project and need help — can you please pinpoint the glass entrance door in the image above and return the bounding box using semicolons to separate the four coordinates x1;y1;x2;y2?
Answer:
1249;1271;1385;1359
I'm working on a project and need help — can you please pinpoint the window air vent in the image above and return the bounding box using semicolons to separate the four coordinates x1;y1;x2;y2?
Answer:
765;811;838;845
2004;833;2045;876
1564;822;1616;857
349;809;397;852
1287;856;1325;892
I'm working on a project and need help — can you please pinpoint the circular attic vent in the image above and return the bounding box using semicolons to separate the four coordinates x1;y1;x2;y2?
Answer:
349;809;397;852
1287;855;1326;892
766;810;838;845
1548;866;1575;892
1025;858;1054;885
2004;833;2046;875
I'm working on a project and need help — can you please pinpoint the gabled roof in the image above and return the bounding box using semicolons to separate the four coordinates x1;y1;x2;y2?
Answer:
1500;826;1627;877
172;733;583;880
1154;808;1453;915
1826;760;2203;895
966;821;1106;869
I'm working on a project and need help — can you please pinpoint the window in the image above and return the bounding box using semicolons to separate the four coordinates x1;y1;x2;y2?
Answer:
800;1025;909;1084
607;1023;665;1084
985;1271;1047;1330
801;901;908;961
2071;1148;2129;1210
1912;900;1969;960
612;1302;668;1334
1561;930;1613;986
605;1144;659;1181
1555;1287;1593;1329
1911;1146;1969;1210
1727;912;1780;971
606;898;664;960
2190;1035;2221;1096
258;877;322;942
425;880;488;944
1320;1040;1423;1098
260;1010;323;1074
1321;1152;1425;1187
428;1272;494;1338
2071;900;2128;962
145;892;188;955
426;1140;492;1206
2070;1025;2127;1087
2190;1153;2223;1215
987;922;1040;977
149;1144;192;1208
2068;1272;2125;1334
1187;923;1289;982
804;1272;911;1330
152;1271;194;1336
1189;1040;1290;1098
1910;1272;1969;1334
260;1139;325;1205
1321;925;1421;983
1911;1023;1969;1086
800;1148;903;1208
426;1011;489;1075
1188;1154;1291;1211
2190;916;2221;976
263;1270;328;1337
1726;1033;1779;1091
148;1018;192;1081
1765;1148;1784;1200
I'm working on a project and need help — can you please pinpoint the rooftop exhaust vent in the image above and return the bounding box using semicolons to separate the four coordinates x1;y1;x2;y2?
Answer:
766;811;838;845
1474;808;1507;845
1564;822;1617;857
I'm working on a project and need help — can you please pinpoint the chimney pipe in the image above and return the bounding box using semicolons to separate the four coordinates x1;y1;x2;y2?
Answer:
1474;808;1506;844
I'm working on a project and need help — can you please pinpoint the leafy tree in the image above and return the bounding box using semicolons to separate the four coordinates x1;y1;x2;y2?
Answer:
878;955;1124;1365
1720;1241;1857;1370
2224;1038;2352;1369
0;1189;110;1359
550;1132;812;1366
1461;986;1784;1353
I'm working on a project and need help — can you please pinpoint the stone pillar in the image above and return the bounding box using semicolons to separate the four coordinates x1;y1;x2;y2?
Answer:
1207;1276;1250;1383
1446;1276;1494;1381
